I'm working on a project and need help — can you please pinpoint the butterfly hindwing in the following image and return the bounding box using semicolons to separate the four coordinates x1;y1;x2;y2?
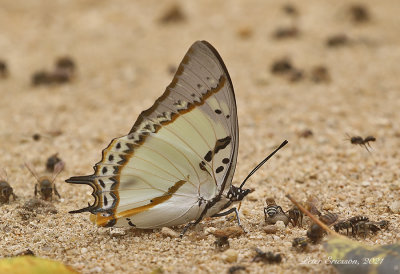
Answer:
66;41;238;228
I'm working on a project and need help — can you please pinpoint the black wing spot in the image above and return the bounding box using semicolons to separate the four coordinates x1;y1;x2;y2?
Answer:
204;151;212;162
199;161;206;171
150;200;153;203
215;109;222;114
108;154;114;162
226;115;230;119
116;143;121;149
99;179;106;188
216;166;224;173
104;195;108;206
191;93;196;97
197;84;202;88
222;158;230;164
214;136;231;154
128;220;136;227
102;167;107;174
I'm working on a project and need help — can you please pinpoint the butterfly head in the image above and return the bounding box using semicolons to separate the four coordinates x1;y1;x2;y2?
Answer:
227;185;251;202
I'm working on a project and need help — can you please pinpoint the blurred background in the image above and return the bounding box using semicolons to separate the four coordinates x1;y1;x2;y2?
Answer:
0;0;399;273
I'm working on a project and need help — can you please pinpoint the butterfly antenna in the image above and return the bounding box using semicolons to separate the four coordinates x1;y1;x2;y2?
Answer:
239;140;288;189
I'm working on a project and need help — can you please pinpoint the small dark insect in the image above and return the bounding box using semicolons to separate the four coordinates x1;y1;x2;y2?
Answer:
348;135;376;151
214;236;230;252
0;169;17;204
32;133;41;141
264;198;289;225
25;162;64;201
0;60;8;78
252;248;282;264
349;4;370;23
51;70;71;84
32;71;52;86
334;215;369;236
52;57;76;84
307;212;337;243
273;26;299;39
307;223;325;243
271;58;293;74
282;4;299;17
326;34;349;47
158;4;186;24
319;212;338;226
287;206;303;227
288;69;304;82
310;66;330;83
353;221;381;238
298;129;313;138
292;237;308;251
55;56;75;73
227;265;246;274
46;153;63;173
334;220;353;235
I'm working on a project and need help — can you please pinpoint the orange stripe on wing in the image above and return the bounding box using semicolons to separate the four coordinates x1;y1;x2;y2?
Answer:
92;179;186;226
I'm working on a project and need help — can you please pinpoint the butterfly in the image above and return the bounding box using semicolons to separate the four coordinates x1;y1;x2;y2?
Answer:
66;41;287;235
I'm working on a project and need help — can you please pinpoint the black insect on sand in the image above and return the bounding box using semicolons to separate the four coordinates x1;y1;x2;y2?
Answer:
346;134;376;152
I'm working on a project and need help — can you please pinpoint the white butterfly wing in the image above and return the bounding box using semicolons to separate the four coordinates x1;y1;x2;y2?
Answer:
66;41;238;228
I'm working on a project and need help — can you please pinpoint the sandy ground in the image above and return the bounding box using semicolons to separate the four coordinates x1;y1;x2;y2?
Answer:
0;0;400;273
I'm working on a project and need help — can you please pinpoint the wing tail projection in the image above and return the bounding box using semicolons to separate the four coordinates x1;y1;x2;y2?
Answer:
65;175;99;214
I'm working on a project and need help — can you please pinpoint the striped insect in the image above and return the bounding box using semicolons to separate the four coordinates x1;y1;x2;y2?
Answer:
66;41;288;235
334;215;369;236
264;198;289;226
26;162;64;201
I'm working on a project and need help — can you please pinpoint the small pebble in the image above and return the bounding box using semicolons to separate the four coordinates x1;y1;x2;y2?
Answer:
275;221;286;230
222;249;238;263
272;235;280;241
161;227;179;238
158;4;186;24
326;34;349;47
361;181;370;187
81;247;88;254
389;201;400;214
263;225;277;234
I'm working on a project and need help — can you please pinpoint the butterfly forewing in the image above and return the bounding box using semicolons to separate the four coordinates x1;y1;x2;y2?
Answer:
66;41;238;228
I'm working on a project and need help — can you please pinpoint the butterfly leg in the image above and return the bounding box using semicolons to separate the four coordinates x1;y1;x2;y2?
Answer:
180;222;196;238
212;207;245;231
34;184;38;196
